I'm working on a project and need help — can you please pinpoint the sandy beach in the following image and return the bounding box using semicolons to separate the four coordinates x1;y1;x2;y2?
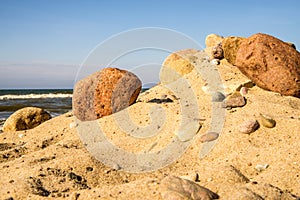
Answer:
0;50;300;199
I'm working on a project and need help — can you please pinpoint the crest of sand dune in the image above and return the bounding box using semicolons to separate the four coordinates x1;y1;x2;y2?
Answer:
0;48;299;199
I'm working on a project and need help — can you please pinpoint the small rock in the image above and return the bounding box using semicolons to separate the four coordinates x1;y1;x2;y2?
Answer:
239;119;259;134
210;59;220;65
180;172;199;182
255;164;269;172
160;176;219;200
212;43;224;59
211;92;226;102
222;92;246;108
239;87;248;96
69;122;78;129
175;121;201;142
147;98;173;104
199;132;219;143
3;107;51;132
112;163;121;170
260;114;276;128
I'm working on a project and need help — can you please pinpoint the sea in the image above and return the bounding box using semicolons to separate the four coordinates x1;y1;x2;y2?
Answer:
0;88;150;132
0;89;73;132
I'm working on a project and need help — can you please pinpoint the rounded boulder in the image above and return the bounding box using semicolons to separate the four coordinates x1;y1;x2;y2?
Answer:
72;67;142;121
3;107;51;132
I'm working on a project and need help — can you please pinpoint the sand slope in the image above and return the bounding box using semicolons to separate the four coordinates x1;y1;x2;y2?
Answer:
0;53;299;199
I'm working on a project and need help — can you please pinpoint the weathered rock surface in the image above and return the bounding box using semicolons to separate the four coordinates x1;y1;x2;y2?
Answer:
222;36;245;65
222;92;246;108
235;33;300;97
160;49;199;84
73;68;142;121
3;107;51;132
160;176;219;200
205;34;224;48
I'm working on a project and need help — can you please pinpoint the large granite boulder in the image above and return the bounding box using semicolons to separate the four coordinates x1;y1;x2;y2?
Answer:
235;33;300;97
3;107;51;132
160;49;199;84
73;67;142;121
222;36;245;65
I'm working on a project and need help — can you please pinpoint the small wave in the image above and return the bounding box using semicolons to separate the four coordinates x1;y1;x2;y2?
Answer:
0;93;73;100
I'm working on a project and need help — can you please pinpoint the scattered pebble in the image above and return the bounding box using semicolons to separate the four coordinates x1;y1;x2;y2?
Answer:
211;92;225;102
240;87;248;96
239;119;259;134
175;121;201;142
180;172;199;182
210;59;220;65
69;122;78;129
222;92;246;108
255;164;269;172
260;114;276;128
160;176;219;200
18;133;24;138
199;132;219;143
112;163;121;170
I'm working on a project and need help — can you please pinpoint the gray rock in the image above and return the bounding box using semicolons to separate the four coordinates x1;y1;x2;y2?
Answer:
222;92;246;108
199;132;219;143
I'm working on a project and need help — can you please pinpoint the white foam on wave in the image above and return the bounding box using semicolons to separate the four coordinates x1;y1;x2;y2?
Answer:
0;93;73;100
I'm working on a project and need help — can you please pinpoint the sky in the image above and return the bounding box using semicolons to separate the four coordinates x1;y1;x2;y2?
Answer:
0;0;300;89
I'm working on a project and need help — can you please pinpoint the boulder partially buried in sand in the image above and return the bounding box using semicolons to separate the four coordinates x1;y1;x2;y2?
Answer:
160;49;199;84
3;107;51;132
235;33;300;97
72;67;142;121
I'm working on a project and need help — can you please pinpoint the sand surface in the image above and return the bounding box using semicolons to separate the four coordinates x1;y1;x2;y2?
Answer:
0;52;299;199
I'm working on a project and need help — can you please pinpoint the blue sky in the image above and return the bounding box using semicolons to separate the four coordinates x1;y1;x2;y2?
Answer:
0;0;300;89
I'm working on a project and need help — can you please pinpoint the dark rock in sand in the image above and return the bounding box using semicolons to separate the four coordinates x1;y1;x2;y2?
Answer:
73;67;142;121
235;33;300;98
160;175;219;200
3;107;51;132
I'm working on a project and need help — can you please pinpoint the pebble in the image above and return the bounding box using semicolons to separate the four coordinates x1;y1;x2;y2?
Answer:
260;114;276;128
210;59;220;65
112;163;121;170
255;164;269;172
222;92;246;108
239;87;248;96
69;122;78;129
175;121;201;142
199;132;219;143
160;176;219;200
239;119;259;134
211;92;225;102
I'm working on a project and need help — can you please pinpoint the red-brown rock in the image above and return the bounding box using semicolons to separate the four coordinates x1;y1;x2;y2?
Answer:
73;68;142;121
235;33;300;97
